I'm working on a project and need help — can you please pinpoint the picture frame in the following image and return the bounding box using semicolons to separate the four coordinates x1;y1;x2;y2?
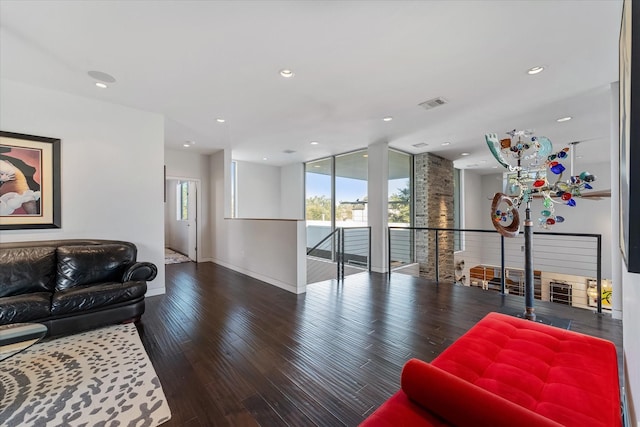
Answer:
619;0;640;273
0;131;61;230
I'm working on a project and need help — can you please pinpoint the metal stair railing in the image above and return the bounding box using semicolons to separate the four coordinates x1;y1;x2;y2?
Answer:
307;226;371;284
388;226;605;314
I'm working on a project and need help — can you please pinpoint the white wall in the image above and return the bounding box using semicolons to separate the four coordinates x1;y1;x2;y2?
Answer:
165;148;212;260
236;160;280;218
0;79;166;295
164;179;189;255
454;169;487;285
164;179;178;250
211;151;306;293
462;169;484;230
280;163;304;219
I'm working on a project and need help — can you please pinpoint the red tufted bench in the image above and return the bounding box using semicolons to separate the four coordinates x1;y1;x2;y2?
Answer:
360;312;621;427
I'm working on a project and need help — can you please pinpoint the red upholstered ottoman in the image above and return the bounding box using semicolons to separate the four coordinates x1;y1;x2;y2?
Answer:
360;312;621;427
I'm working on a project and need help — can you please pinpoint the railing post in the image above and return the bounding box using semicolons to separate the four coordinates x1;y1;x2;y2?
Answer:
336;228;341;281
597;234;602;314
434;229;439;284
340;228;345;281
501;235;506;295
368;226;372;272
388;227;392;278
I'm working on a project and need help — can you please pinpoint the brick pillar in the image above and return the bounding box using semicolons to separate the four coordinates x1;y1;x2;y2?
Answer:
414;153;454;282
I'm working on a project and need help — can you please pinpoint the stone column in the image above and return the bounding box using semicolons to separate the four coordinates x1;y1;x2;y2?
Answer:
414;153;454;282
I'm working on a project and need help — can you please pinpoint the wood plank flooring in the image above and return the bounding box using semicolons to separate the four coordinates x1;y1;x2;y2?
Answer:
137;262;623;427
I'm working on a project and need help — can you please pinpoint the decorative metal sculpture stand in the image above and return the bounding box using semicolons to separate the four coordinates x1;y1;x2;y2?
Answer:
486;130;595;320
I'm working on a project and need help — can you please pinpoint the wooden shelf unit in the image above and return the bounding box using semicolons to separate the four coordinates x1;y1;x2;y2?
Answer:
469;265;541;298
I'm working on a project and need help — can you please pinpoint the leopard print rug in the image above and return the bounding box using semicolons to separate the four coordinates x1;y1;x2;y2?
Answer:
0;323;171;427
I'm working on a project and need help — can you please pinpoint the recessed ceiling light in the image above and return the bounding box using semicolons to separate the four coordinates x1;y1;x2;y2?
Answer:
216;118;226;123
262;157;268;161
88;70;116;83
441;141;451;146
280;69;294;78
183;143;191;148
492;165;499;169
95;82;108;89
461;152;470;156
363;154;369;158
310;141;319;145
527;66;544;75
412;142;429;148
556;116;572;122
383;116;393;122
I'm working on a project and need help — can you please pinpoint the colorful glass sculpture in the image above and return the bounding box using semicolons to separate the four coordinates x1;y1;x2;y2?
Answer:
485;130;596;233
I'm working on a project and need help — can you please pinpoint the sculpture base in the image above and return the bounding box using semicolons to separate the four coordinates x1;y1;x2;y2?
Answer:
524;307;536;321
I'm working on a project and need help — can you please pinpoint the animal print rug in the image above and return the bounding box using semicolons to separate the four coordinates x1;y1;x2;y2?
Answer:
0;323;171;427
164;248;191;264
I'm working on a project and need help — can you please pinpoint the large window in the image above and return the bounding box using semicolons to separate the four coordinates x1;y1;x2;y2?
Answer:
305;157;333;248
388;149;412;226
335;150;368;226
305;150;369;249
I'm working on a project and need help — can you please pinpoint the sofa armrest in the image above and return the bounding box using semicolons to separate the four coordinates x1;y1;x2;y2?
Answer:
401;359;563;427
123;262;157;282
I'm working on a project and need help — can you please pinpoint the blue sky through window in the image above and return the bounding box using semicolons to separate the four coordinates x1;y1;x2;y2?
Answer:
306;172;407;201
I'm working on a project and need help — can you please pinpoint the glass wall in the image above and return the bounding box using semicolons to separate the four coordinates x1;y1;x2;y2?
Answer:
305;157;333;248
388;149;412;226
335;150;368;226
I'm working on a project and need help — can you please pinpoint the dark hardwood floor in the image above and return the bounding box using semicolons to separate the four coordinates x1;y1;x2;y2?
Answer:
137;262;623;427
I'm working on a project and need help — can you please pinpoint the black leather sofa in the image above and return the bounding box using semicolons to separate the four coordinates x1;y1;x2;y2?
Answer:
0;239;157;336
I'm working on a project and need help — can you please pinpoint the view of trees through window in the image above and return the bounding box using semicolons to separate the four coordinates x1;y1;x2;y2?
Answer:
335;151;368;225
306;195;360;222
305;149;412;250
388;150;412;226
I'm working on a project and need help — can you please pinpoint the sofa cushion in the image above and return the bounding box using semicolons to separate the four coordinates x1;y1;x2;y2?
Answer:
0;247;56;297
0;292;52;324
56;244;136;291
399;358;562;427
431;312;621;427
359;390;449;427
51;281;146;315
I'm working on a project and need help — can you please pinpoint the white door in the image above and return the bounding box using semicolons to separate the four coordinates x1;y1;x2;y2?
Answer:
186;181;197;261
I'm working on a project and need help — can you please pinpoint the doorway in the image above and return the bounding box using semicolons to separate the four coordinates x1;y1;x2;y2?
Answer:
165;177;200;263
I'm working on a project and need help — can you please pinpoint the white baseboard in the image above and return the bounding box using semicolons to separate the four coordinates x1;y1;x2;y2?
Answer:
146;287;166;297
211;258;302;294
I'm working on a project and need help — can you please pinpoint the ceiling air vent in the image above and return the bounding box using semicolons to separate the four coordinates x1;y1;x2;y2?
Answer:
418;97;448;110
283;149;296;154
412;142;429;148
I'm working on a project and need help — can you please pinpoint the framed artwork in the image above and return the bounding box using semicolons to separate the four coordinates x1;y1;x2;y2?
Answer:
0;131;61;230
619;0;640;273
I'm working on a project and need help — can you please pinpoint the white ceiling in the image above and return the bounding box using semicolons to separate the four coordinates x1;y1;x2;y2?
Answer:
0;0;622;174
